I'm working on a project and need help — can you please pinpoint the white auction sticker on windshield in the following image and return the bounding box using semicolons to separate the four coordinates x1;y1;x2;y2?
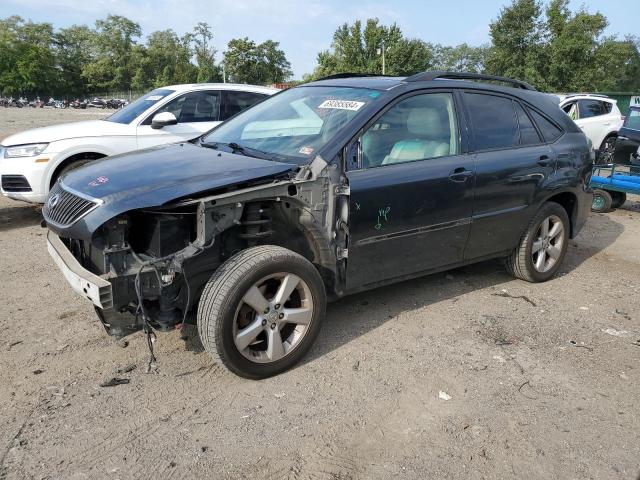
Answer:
146;95;163;101
318;99;365;111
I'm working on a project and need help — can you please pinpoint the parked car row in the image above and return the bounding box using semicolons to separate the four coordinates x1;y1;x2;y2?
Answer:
0;96;130;109
15;72;593;379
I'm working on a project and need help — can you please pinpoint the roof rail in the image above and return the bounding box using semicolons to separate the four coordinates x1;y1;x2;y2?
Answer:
404;71;537;91
316;72;383;81
563;93;610;99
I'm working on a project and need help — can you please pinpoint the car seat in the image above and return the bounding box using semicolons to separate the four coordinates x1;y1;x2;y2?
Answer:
381;108;450;165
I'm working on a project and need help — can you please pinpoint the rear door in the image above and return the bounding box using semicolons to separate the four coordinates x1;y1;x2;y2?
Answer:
575;99;609;147
136;90;222;149
345;91;476;289
463;92;556;259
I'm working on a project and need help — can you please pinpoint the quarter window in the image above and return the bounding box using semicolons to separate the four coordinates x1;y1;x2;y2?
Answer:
360;93;459;168
515;102;541;145
465;93;519;151
528;109;563;142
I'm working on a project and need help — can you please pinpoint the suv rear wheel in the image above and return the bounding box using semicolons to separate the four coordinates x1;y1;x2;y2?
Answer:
596;135;617;165
197;245;326;379
505;202;570;282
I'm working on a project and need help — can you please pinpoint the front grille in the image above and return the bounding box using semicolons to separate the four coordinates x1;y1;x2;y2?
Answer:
43;182;99;227
1;175;32;192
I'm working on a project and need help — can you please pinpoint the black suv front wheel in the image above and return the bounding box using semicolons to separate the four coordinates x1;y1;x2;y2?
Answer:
505;202;570;282
197;246;326;379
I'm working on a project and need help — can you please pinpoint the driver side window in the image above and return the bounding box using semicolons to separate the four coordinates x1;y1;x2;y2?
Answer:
147;90;221;124
361;93;459;169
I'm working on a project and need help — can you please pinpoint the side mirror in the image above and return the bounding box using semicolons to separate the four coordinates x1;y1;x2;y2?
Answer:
151;112;177;129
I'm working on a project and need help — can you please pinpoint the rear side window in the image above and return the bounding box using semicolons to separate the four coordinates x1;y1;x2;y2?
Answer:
624;108;640;130
602;101;613;114
465;93;519;150
528;109;563;142
514;102;541;145
578;99;605;118
220;91;267;121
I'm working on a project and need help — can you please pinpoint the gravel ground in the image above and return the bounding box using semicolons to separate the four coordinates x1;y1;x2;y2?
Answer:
0;109;639;480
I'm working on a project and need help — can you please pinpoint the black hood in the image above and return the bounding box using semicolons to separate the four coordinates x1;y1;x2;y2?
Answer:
53;143;297;237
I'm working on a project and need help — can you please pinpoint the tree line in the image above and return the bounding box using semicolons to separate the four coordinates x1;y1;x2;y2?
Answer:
1;0;638;97
311;0;640;92
0;15;292;97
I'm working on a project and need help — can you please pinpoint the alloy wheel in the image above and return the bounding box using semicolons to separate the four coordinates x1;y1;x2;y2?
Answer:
531;215;564;273
232;273;314;363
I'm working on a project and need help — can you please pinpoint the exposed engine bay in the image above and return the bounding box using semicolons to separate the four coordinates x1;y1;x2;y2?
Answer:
60;155;350;338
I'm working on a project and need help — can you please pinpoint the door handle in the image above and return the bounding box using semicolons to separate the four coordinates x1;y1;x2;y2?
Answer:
537;155;554;167
449;167;474;182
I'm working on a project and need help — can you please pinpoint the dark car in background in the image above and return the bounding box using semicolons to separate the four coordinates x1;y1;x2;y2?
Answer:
613;105;640;165
43;71;592;378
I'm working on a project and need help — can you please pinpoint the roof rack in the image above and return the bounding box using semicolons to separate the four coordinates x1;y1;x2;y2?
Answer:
316;72;384;81
404;71;537;91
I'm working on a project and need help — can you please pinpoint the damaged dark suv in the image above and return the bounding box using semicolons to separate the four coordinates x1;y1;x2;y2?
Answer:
44;72;592;378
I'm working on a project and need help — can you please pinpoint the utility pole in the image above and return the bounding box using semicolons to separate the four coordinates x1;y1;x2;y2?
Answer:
377;40;386;75
222;63;226;83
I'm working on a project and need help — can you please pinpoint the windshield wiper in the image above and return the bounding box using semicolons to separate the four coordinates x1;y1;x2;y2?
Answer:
202;141;285;162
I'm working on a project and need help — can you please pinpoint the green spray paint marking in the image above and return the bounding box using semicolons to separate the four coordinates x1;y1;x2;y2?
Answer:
374;206;391;230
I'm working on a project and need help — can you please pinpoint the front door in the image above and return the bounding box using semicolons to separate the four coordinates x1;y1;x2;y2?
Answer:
136;90;222;149
345;92;475;290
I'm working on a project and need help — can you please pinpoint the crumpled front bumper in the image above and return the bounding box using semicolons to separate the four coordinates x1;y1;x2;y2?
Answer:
46;230;113;309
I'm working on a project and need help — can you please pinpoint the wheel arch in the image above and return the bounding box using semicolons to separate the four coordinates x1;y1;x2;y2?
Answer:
543;191;579;238
260;199;339;295
599;130;618;149
48;151;108;188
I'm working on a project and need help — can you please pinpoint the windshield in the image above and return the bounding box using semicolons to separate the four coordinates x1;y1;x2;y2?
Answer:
105;88;175;124
202;86;382;162
624;107;640;131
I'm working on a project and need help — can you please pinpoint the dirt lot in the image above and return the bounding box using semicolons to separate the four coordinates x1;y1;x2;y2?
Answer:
1;109;639;480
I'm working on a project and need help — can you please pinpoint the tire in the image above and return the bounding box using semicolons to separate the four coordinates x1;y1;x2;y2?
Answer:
609;191;626;209
505;202;570;283
591;189;612;213
57;159;92;181
197;245;326;379
596;135;617;165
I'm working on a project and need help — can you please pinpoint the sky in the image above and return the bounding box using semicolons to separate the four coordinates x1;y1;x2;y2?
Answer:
0;0;637;78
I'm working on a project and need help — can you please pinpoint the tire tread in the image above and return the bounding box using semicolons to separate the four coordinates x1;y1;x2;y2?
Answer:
197;245;323;378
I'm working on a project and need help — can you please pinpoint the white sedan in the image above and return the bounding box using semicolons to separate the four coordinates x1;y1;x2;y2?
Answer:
0;83;276;204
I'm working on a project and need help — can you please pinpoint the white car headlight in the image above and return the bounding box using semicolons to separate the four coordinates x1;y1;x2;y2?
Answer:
4;143;49;158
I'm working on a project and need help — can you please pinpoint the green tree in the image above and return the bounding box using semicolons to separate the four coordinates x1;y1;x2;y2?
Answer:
82;15;142;91
145;29;197;87
0;17;59;96
485;0;547;88
544;0;608;91
223;37;291;84
54;25;95;96
310;19;432;78
432;43;490;73
190;22;221;82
